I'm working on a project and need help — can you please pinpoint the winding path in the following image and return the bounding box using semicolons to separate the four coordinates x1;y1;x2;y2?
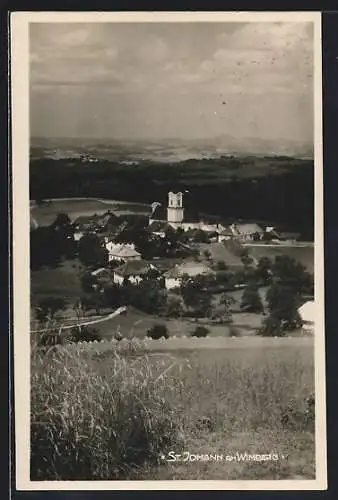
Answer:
31;306;127;334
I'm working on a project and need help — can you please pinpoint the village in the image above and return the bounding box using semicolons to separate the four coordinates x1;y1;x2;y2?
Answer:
30;190;315;341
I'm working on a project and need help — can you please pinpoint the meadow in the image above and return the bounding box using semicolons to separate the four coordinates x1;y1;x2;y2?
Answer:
31;198;150;226
31;337;315;481
245;244;314;274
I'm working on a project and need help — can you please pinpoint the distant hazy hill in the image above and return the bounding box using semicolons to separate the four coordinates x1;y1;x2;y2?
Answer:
30;135;313;162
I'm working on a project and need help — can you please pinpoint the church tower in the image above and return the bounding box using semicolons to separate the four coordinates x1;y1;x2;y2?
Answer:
167;191;184;223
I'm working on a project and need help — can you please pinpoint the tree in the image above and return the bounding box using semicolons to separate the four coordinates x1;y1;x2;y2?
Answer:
219;293;234;322
265;282;303;331
164;226;179;247
271;255;313;295
191;326;209;338
78;233;108;268
255;256;272;284
240;285;264;313
51;212;72;230
240;248;254;268
35;297;67;322
81;273;97;294
103;283;122;309
147;323;169;340
252;231;262;241
165;295;184;317
203;249;212;261
73;295;93;319
180;275;212;317
216;260;228;271
124;279;166;315
30;227;63;270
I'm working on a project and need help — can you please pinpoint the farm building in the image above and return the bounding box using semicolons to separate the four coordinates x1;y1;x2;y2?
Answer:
105;242;141;263
298;300;315;331
229;222;264;241
164;261;215;290
113;260;158;285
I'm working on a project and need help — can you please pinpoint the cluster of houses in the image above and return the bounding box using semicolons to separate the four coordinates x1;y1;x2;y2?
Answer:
70;190;303;294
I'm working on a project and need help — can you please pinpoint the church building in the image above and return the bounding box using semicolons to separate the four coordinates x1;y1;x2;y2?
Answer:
149;190;226;233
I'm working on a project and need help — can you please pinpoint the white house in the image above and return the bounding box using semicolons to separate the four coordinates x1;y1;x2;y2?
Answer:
113;260;158;285
74;230;85;241
164;261;215;290
298;300;315;331
105;242;141;263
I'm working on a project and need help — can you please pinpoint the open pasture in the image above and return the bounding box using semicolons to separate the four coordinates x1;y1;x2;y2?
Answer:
72;307;265;339
246;244;314;274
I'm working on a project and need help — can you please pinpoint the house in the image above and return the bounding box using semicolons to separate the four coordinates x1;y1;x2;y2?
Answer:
105;242;141;263
164;261;215;290
230;222;264;241
74;230;85;241
298;301;315;331
113;260;158;285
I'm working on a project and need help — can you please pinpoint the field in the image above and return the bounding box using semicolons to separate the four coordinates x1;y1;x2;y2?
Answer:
31;337;315;480
30;259;85;304
31;197;150;226
246;244;314;274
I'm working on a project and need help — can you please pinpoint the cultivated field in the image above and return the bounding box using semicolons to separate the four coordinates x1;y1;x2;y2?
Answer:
30;197;150;226
31;337;315;480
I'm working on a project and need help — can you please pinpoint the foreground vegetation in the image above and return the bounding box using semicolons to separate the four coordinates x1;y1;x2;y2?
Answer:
31;340;315;480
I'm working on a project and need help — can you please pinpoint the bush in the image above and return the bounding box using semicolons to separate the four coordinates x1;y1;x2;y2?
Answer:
280;394;315;431
228;325;241;337
146;323;169;340
191;326;210;338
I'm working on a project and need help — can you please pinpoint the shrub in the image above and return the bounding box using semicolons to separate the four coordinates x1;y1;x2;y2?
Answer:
228;325;241;337
191;326;210;338
146;323;169;340
280;394;315;431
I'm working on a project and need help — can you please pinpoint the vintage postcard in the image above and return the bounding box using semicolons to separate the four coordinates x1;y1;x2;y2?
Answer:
11;11;326;490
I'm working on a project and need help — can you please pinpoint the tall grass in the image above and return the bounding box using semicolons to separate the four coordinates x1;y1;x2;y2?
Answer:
31;340;314;480
31;344;184;480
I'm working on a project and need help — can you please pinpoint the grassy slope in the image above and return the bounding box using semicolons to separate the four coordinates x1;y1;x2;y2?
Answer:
31;340;315;480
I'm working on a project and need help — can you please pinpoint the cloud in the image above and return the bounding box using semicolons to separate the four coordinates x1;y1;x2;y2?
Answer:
29;21;314;144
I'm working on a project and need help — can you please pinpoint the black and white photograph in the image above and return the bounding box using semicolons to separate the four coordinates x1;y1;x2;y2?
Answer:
11;11;326;490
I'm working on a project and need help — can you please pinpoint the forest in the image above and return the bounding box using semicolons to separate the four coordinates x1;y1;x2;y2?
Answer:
30;155;314;239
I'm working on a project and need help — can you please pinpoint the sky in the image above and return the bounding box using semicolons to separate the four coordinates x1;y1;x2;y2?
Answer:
30;21;314;146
